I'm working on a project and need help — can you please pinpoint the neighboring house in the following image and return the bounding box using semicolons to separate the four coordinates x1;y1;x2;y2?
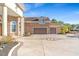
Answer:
0;3;24;36
71;25;79;34
24;17;61;34
73;25;79;31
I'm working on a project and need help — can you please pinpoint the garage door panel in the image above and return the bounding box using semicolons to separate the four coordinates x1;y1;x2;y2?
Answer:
34;28;47;34
50;28;56;34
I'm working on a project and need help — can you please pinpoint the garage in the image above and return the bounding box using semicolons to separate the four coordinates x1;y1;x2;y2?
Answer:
50;28;56;34
33;28;47;34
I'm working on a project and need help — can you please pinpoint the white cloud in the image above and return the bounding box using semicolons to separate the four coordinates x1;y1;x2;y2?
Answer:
34;3;45;8
28;11;37;16
25;4;33;11
25;3;45;11
30;12;36;15
75;11;79;14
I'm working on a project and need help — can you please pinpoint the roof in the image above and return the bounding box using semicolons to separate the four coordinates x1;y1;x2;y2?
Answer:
24;17;50;21
49;22;62;28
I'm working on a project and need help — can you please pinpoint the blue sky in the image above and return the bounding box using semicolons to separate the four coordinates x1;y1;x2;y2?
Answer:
24;3;79;24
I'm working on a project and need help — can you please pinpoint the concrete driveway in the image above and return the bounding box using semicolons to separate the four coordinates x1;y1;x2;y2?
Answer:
15;34;79;56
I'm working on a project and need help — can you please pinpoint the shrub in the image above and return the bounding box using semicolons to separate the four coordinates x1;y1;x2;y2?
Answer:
24;32;27;36
1;35;14;44
60;24;71;34
27;32;31;36
24;32;31;36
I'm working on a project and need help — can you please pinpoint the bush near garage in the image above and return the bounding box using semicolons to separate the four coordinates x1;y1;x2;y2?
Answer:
61;24;71;34
24;32;31;36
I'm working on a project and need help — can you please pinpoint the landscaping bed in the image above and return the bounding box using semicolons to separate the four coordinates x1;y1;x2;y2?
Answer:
0;35;18;56
0;42;18;56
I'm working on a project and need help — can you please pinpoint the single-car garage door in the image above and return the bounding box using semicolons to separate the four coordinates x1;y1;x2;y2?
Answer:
33;28;47;34
50;28;56;34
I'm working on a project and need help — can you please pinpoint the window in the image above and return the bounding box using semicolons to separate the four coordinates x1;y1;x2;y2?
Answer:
39;18;45;24
33;19;39;21
11;21;16;32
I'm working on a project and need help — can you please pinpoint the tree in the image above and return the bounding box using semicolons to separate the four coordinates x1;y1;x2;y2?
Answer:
51;18;72;34
51;19;58;23
58;21;64;25
51;19;64;25
61;25;68;34
61;24;72;34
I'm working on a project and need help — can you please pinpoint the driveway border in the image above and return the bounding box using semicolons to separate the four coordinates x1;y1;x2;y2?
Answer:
8;41;21;56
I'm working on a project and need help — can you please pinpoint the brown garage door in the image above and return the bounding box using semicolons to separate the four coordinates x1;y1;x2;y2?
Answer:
50;28;56;34
33;28;47;34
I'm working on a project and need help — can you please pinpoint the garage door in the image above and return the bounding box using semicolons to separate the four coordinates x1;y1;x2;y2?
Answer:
50;28;56;34
33;28;47;34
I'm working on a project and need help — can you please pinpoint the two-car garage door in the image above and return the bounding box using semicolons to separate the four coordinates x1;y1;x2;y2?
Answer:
33;28;57;34
33;28;47;34
50;28;56;34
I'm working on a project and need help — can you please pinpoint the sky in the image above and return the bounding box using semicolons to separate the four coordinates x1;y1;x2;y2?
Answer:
24;3;79;24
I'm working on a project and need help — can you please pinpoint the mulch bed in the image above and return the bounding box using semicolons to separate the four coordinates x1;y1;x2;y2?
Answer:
0;42;18;56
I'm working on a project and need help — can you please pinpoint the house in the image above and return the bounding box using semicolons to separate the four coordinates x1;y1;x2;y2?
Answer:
24;17;61;34
70;25;79;34
0;3;25;37
73;25;79;31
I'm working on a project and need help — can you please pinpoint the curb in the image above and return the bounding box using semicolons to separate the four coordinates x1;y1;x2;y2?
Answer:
8;42;21;56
